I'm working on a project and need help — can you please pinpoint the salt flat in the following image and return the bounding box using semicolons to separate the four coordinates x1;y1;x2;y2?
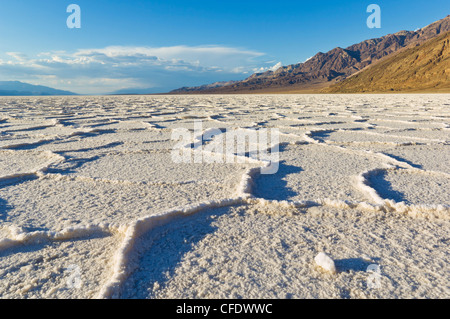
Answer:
0;94;448;299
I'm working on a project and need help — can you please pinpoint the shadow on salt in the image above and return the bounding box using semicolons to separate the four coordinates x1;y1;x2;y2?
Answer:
119;206;232;299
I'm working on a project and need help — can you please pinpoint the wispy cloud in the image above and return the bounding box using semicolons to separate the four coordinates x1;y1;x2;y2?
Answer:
0;45;271;94
253;61;283;73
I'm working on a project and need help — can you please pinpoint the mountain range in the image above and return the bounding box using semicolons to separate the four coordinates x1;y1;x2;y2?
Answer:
171;15;450;94
0;81;77;96
324;30;450;93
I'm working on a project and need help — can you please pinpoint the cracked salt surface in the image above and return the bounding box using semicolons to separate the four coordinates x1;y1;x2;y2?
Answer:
0;94;448;299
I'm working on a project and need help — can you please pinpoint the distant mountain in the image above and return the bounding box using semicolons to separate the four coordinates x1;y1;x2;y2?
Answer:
171;15;450;94
323;31;450;93
0;81;77;96
170;80;239;93
109;88;154;95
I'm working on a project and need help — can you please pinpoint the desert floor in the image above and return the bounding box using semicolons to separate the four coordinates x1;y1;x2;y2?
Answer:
0;94;448;299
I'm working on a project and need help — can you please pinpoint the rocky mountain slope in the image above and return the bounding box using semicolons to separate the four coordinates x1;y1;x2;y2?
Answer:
171;15;450;94
323;31;450;93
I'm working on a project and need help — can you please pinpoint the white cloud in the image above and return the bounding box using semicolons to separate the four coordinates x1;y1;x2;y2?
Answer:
0;45;269;94
253;61;283;73
269;62;283;72
6;52;28;62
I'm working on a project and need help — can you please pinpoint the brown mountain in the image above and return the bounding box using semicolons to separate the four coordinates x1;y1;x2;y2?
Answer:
323;31;450;93
171;15;450;94
173;80;239;93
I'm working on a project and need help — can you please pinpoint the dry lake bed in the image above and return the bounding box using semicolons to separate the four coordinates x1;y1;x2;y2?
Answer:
0;94;448;299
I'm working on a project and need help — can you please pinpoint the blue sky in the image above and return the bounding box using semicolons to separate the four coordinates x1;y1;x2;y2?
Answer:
0;0;448;94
